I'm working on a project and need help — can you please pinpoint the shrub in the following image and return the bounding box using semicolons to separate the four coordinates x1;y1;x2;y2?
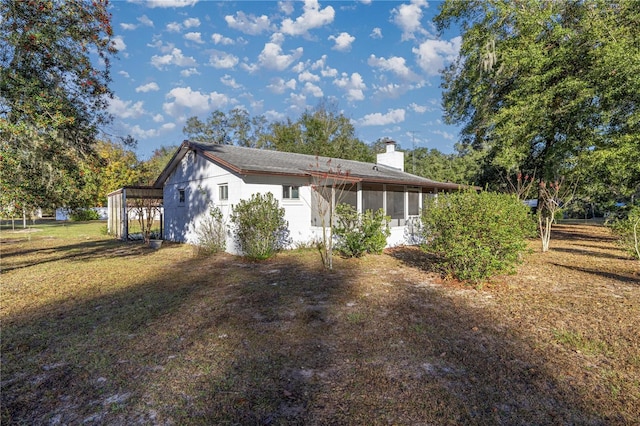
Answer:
195;204;226;255
69;208;100;221
334;204;390;257
609;206;640;260
230;193;291;260
421;189;536;283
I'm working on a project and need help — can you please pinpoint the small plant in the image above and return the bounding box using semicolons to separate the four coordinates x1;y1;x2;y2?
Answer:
421;189;536;283
333;203;390;258
230;192;291;260
69;208;100;221
609;206;640;260
195;204;226;255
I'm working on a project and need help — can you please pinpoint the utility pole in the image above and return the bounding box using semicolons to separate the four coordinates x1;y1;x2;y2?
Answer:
408;131;419;174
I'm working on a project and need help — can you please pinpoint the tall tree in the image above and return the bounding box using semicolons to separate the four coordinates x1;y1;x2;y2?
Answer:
0;0;117;208
435;0;640;202
265;102;375;162
183;108;267;147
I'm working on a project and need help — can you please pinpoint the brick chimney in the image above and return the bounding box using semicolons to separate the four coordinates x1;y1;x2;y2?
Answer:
376;140;404;171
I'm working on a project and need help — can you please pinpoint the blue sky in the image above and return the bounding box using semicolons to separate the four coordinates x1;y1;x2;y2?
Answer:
105;0;463;159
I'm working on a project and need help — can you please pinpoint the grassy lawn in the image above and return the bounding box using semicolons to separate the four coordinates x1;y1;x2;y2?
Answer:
1;221;639;424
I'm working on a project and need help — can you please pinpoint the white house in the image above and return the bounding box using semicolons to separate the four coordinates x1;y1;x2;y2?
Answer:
149;140;463;254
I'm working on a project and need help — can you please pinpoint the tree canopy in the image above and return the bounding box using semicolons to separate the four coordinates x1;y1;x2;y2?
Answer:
435;0;640;202
0;0;117;210
184;102;375;163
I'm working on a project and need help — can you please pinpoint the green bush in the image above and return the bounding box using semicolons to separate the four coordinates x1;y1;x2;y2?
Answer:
334;204;390;257
421;190;536;283
608;206;640;260
230;193;291;260
195;204;226;255
69;208;100;221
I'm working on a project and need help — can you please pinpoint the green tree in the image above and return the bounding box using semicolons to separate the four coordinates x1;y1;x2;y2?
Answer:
0;0;117;208
408;146;483;184
265;101;375;162
183;108;267;147
435;0;640;201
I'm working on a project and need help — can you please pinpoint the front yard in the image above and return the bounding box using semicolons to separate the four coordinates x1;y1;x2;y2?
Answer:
1;221;638;424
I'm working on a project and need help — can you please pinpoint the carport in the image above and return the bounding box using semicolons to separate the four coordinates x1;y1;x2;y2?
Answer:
107;186;163;241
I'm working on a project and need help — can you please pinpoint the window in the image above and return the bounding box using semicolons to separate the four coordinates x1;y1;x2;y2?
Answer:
362;183;384;212
408;189;420;216
178;189;185;204
386;185;405;220
283;185;299;200
219;184;228;201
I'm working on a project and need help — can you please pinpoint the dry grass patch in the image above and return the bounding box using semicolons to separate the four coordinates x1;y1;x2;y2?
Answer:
1;221;638;424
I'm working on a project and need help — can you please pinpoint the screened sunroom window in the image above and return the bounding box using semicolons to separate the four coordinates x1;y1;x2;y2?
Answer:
362;183;383;212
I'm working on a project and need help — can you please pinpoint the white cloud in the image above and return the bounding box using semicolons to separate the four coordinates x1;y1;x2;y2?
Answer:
412;36;461;76
120;23;137;31
130;125;157;139
279;1;294;15
147;39;175;53
409;102;430;113
328;32;355;52
150;48;197;69
257;43;303;71
264;110;287;121
280;0;335;36
160;123;176;132
209;51;239;69
225;11;272;35
370;27;382;39
391;0;429;41
118;70;130;79
135;82;160;93
368;54;420;81
166;22;182;32
288;92;308;111
163;87;229;118
111;36;126;52
303;82;323;97
372;83;406;99
184;32;204;44
298;70;320;82
333;72;366;102
108;96;145;119
180;67;200;77
138;15;153;27
359;108;406;126
152;114;164;123
432;129;454;140
267;78;297;94
183;17;200;28
212;33;234;45
140;0;198;8
311;55;338;78
221;74;243;89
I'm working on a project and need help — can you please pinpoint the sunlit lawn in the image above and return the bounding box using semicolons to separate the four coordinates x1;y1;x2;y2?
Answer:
1;220;638;424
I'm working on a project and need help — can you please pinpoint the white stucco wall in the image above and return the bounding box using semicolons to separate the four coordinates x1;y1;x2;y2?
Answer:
162;151;427;255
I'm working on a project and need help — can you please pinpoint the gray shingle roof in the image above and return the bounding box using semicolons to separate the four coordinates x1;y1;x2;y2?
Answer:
156;140;464;190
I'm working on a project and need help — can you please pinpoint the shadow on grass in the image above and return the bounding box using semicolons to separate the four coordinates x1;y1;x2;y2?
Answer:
1;244;615;424
551;246;631;261
551;262;639;286
551;226;617;243
0;239;161;273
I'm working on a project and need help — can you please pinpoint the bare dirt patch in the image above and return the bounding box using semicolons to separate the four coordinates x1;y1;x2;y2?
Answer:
1;223;638;424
